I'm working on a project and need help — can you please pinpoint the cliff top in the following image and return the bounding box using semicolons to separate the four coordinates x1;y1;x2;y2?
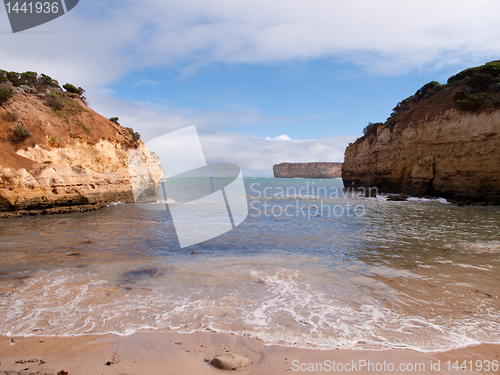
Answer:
0;69;141;170
356;60;500;144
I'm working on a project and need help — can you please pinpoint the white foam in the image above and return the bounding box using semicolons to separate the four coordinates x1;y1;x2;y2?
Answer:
0;265;499;352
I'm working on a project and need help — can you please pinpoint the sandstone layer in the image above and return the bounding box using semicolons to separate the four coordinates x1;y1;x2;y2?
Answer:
273;162;342;178
0;75;163;217
342;61;500;204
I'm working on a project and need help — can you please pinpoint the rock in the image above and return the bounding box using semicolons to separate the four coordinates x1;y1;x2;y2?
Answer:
342;62;500;204
343;108;500;204
273;162;342;178
0;90;163;217
11;87;24;95
210;353;250;370
365;188;377;198
387;193;408;201
36;89;51;98
19;85;37;93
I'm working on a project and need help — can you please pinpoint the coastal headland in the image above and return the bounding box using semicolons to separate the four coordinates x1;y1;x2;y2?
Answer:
342;61;500;204
0;70;163;217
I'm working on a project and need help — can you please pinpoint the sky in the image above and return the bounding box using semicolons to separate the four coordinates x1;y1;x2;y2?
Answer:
1;0;500;176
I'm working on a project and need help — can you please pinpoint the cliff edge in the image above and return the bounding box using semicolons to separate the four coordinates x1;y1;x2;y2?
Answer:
342;61;500;204
0;70;163;217
273;162;342;178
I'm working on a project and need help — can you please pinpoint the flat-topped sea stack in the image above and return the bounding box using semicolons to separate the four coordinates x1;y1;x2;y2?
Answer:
273;162;342;178
342;61;500;204
0;69;163;217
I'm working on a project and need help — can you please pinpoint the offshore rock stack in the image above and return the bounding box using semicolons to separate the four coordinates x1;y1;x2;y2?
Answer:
273;162;342;178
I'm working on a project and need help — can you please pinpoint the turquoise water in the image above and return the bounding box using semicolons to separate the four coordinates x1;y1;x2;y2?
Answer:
0;178;499;351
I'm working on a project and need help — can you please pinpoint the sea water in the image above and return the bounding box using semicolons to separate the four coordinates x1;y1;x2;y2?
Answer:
0;178;499;351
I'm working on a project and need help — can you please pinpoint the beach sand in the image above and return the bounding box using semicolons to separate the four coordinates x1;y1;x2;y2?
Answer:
1;332;499;374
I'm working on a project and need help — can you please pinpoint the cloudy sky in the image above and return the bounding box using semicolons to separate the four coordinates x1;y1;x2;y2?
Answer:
1;0;500;175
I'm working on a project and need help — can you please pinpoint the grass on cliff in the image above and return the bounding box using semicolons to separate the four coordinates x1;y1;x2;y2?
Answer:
1;68;142;154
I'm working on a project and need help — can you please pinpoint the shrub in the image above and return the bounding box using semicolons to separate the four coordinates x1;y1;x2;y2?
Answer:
6;71;21;86
386;116;396;129
453;90;467;102
38;73;60;88
453;92;487;112
63;83;84;95
3;112;18;121
109;117;120;125
415;81;442;100
76;121;90;134
363;122;383;136
126;127;140;141
468;73;493;90
13;124;30;139
45;96;65;111
0;87;13;105
20;71;38;85
448;60;500;84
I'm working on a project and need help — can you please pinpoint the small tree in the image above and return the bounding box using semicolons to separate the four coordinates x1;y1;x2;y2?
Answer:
20;71;38;85
38;73;60;88
6;71;22;86
0;87;13;106
63;83;85;96
109;117;120;125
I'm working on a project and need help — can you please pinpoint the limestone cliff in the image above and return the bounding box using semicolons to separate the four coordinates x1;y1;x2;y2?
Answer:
342;61;500;204
0;70;163;217
273;162;342;178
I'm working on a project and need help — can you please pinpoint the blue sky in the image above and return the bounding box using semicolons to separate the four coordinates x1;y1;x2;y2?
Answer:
108;59;469;139
1;0;500;175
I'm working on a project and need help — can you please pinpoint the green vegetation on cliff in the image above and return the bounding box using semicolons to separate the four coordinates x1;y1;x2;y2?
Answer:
360;60;500;141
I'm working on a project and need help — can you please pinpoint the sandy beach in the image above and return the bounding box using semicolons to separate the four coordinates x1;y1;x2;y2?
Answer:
1;332;499;374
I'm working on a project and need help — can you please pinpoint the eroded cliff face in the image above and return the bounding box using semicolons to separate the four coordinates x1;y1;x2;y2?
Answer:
0;88;163;217
273;162;342;178
342;109;500;203
343;61;500;204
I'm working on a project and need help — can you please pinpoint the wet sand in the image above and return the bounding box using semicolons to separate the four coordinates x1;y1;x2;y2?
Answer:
1;332;499;374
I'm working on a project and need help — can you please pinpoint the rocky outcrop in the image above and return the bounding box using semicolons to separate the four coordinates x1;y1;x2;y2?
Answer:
211;353;250;370
0;71;163;217
273;162;342;178
342;61;500;204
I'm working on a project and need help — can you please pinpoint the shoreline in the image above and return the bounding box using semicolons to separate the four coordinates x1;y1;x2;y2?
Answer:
1;332;499;374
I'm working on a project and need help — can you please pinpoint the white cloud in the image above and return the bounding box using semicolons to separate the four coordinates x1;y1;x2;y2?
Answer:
89;93;355;176
0;0;496;177
272;134;292;141
1;0;499;87
88;89;292;140
132;80;159;87
201;131;355;176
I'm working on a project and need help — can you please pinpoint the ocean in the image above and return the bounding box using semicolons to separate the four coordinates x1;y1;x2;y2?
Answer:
0;178;499;352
